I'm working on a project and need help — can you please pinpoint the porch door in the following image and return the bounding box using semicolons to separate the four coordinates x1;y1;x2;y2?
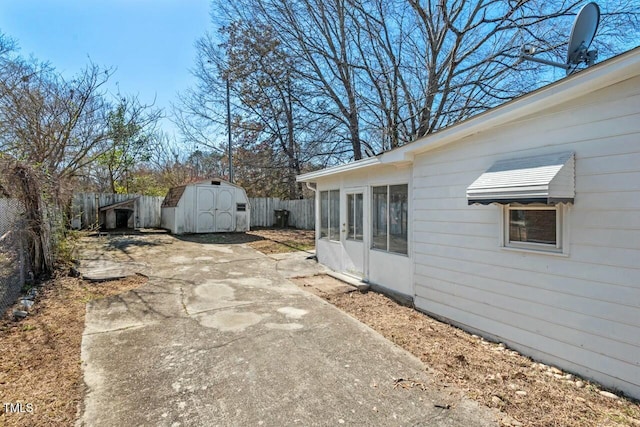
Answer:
342;191;365;278
196;187;216;233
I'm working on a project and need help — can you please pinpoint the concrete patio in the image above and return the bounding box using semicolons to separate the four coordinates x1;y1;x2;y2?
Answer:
75;233;497;426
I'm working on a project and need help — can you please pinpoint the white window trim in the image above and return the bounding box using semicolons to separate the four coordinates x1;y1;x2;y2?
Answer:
500;204;570;255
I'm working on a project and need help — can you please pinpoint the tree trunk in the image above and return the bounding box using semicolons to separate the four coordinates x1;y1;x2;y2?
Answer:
13;164;54;277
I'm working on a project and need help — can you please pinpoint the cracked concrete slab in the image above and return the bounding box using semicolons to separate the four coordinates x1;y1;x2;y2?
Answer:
76;233;498;427
78;259;148;281
270;250;330;279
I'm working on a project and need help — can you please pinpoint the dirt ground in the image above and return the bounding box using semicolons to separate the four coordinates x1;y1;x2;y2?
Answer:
178;227;315;254
0;274;146;427
246;227;315;254
293;274;640;427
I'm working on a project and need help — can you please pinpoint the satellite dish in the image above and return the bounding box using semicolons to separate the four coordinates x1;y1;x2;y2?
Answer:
567;2;600;67
520;2;601;75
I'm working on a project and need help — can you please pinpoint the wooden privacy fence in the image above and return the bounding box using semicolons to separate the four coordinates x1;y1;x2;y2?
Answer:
249;198;315;230
72;193;314;230
72;193;164;229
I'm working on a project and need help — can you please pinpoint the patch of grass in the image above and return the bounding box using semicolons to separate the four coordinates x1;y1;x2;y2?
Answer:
246;228;315;254
282;240;315;251
56;229;81;267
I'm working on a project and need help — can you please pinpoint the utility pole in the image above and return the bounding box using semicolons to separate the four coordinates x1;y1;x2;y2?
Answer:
226;78;234;183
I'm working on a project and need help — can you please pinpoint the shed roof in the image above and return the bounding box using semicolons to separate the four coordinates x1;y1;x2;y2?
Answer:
99;198;138;211
162;185;185;208
162;178;249;209
188;178;246;190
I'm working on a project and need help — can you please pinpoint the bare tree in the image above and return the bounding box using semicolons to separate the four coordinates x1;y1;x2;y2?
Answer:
219;21;308;197
173;31;229;154
337;0;640;145
0;31;16;63
242;0;367;159
203;0;638;161
0;57;115;273
176;20;330;196
0;59;112;181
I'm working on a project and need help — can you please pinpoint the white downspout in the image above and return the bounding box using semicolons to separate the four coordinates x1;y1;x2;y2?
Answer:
305;182;317;193
305;182;319;259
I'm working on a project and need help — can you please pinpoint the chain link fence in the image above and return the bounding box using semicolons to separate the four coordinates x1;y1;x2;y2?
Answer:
0;198;30;316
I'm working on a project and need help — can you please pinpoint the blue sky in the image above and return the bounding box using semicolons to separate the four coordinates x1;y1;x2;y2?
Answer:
0;0;212;138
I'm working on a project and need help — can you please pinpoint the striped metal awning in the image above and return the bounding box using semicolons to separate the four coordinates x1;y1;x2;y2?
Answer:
467;151;575;205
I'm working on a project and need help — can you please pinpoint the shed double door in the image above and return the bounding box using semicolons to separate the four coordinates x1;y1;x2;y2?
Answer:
196;186;235;233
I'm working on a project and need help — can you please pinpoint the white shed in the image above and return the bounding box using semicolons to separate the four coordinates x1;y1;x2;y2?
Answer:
297;47;640;399
161;179;250;234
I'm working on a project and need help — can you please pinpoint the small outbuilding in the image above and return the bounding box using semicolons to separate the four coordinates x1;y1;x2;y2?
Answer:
161;179;250;234
99;198;139;230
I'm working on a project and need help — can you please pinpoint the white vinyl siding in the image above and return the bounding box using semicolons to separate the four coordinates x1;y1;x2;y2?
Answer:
412;75;640;398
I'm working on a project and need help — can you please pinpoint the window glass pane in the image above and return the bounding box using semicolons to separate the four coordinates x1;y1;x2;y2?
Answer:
347;193;363;241
355;193;363;241
389;184;408;254
372;186;388;250
509;209;556;245
329;190;340;240
320;191;328;238
347;194;355;239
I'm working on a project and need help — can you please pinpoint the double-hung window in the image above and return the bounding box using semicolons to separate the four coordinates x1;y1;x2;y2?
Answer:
320;190;340;240
372;184;408;254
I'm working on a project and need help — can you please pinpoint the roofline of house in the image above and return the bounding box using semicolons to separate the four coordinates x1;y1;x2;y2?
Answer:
296;46;640;182
296;157;381;182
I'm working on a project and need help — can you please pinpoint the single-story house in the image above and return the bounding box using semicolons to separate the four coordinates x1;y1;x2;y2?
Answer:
161;179;250;234
297;47;640;399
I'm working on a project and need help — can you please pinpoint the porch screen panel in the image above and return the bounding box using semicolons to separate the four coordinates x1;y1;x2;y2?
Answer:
347;193;364;241
389;184;408;254
355;193;363;240
320;191;328;238
329;190;340;240
372;186;388;250
347;194;355;239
